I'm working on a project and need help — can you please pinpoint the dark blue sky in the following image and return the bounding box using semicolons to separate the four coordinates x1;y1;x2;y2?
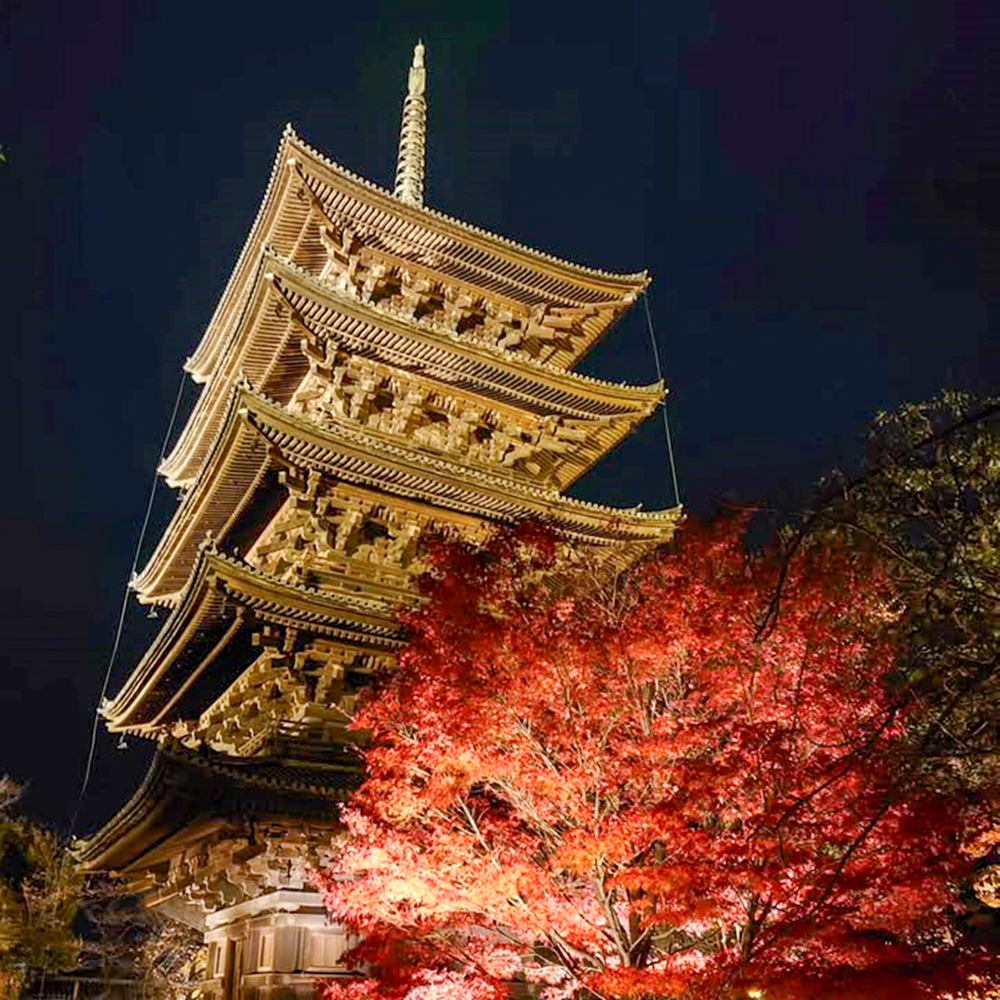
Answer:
2;0;997;830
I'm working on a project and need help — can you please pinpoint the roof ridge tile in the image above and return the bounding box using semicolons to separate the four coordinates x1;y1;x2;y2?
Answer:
287;125;650;286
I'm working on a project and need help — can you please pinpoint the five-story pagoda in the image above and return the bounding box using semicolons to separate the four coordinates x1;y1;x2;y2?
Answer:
78;44;680;1000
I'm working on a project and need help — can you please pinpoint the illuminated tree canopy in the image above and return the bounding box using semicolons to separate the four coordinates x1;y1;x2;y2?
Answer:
0;777;81;995
315;520;998;1000
780;392;1000;798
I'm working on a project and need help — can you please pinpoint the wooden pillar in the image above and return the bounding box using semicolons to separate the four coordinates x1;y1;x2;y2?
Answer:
223;937;245;1000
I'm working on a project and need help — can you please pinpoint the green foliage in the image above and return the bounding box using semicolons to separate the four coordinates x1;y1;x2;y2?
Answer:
0;778;82;994
787;391;1000;794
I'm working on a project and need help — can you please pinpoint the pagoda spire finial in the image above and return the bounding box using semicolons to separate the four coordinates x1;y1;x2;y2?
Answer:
393;41;427;208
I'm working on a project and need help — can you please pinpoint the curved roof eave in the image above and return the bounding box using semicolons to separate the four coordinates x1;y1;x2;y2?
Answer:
270;250;664;403
244;384;680;529
107;547;406;731
286;125;649;288
161;246;663;492
139;379;680;605
184;125;652;386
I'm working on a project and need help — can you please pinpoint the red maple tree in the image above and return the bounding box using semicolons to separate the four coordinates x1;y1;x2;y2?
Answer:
314;521;998;1000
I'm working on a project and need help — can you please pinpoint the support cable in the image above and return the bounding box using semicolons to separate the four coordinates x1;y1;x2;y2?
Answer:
643;294;681;507
69;372;188;836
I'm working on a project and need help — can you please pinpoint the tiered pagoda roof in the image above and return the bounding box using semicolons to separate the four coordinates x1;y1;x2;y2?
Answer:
99;51;680;745
76;742;352;925
84;46;680;953
181;124;649;395
134;379;674;604
106;545;407;733
157;249;661;494
78;742;354;873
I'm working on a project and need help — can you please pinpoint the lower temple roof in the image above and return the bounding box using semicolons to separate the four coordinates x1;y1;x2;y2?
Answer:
75;742;354;873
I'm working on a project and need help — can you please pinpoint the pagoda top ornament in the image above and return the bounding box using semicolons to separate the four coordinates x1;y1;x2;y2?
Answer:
393;42;428;207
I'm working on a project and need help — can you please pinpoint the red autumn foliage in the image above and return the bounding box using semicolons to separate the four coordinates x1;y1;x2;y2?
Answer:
314;520;999;1000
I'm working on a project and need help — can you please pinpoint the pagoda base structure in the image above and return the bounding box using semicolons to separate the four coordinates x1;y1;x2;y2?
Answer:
79;743;360;998
78;46;679;999
203;891;352;1000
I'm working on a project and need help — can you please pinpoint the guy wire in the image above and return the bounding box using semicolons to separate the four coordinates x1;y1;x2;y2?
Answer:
643;293;681;507
69;371;188;836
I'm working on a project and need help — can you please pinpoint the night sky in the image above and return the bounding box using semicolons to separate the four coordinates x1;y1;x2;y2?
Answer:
2;0;998;833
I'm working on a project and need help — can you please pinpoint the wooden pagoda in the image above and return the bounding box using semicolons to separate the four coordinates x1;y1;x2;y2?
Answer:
78;44;680;1000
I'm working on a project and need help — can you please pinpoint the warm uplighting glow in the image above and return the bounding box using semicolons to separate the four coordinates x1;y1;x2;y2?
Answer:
315;521;998;1000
